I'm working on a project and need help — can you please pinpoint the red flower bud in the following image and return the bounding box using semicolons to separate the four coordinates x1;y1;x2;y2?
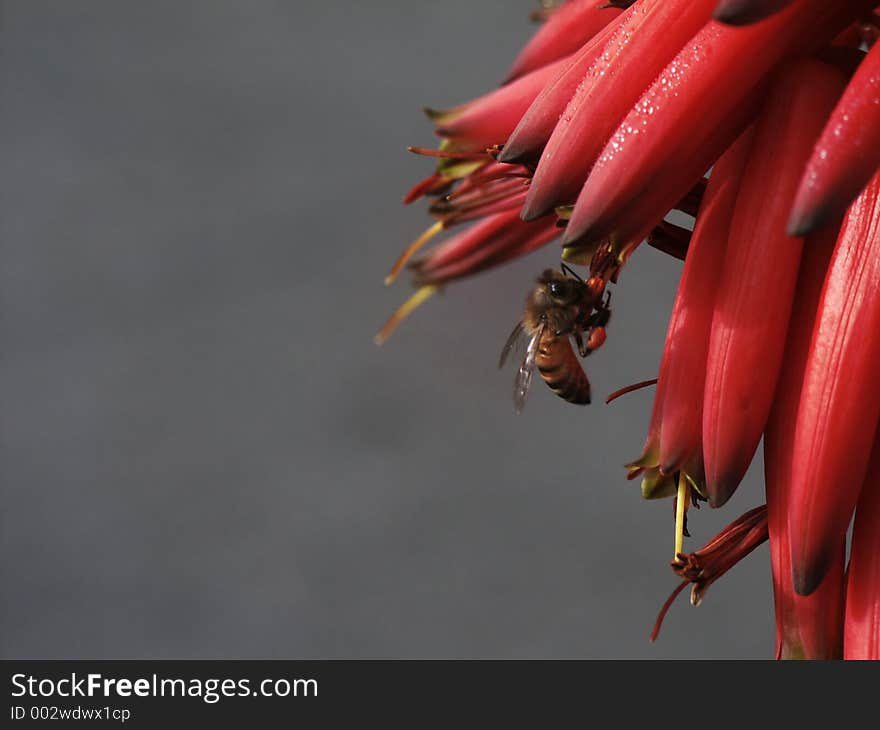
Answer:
564;0;873;250
789;41;880;236
789;170;880;596
521;0;717;221
505;0;624;83
702;59;847;508
657;126;755;477
432;54;572;152
764;220;846;661
844;436;880;660
499;12;627;165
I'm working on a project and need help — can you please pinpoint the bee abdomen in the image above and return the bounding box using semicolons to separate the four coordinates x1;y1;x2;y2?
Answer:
537;336;591;405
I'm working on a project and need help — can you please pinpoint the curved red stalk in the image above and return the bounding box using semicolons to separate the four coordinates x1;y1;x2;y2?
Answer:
646;222;691;262
764;219;846;661
701;60;847;509
444;186;528;222
448;161;530;198
431;176;526;214
713;0;796;25
844;435;880;659
564;0;875;249
499;9;631;164
657;126;755;477
402;173;450;205
520;0;718;221
505;0;624;83
789;171;880;596
440;187;530;226
789;41;880;236
433;54;572;151
674;178;709;219
606;379;658;405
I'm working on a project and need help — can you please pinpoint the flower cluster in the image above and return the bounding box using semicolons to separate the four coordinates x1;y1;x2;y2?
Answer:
380;0;880;659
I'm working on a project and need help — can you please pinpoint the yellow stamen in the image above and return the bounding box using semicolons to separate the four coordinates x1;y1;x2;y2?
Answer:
385;221;444;285
374;285;438;345
674;473;689;561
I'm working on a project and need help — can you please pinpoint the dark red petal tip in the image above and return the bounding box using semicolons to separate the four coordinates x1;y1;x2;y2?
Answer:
713;0;795;26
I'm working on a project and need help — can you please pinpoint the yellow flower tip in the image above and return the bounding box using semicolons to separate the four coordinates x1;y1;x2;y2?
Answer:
384;221;445;286
624;444;660;473
555;204;574;221
374;285;438;346
640;471;677;500
422;106;459;124
560;243;595;266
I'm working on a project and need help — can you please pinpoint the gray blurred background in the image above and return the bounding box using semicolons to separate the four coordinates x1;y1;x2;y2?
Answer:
0;0;772;658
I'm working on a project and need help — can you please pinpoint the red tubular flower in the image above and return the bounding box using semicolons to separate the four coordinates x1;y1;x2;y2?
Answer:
845;436;880;660
789;42;880;236
764;221;846;661
656;127;755;478
713;0;796;25
498;12;629;165
560;85;763;265
701;59;847;508
431;54;572;152
789;171;880;596
505;0;624;83
620;141;738;511
520;0;717;221
563;0;874;250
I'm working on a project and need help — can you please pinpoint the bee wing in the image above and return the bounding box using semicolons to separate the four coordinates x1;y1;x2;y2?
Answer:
513;328;543;414
499;321;526;369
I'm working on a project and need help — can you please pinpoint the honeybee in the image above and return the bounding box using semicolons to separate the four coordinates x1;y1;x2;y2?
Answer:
499;265;610;413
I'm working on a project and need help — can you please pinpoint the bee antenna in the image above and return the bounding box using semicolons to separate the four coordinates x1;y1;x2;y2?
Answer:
560;263;583;282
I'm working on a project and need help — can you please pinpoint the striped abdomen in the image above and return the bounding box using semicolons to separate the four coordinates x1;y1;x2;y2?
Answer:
537;333;591;405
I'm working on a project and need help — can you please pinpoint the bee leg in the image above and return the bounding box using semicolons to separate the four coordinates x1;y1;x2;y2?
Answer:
574;330;589;358
586;298;612;329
